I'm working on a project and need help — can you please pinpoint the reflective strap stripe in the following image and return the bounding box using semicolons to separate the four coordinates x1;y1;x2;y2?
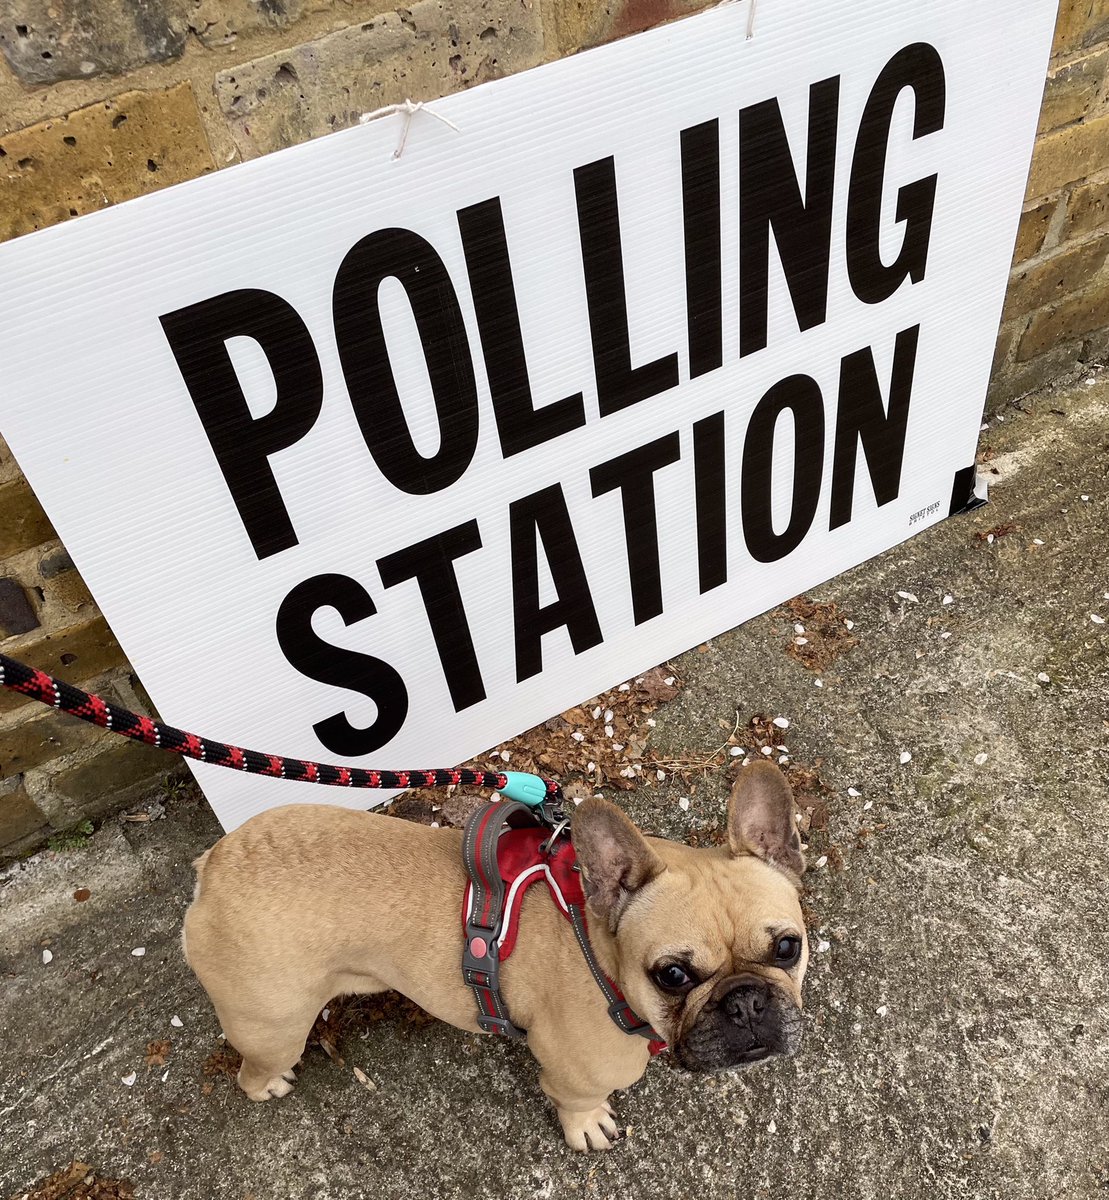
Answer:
461;800;534;1039
567;904;664;1045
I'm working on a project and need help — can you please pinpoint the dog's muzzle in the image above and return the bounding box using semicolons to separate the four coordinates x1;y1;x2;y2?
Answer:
672;973;802;1072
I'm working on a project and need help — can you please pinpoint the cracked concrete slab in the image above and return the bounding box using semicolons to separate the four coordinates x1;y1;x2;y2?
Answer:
2;371;1108;1198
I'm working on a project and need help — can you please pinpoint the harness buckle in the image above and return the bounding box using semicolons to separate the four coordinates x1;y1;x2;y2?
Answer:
476;1014;527;1038
462;923;499;980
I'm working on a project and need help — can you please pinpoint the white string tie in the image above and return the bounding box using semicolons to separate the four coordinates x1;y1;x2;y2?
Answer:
359;98;460;160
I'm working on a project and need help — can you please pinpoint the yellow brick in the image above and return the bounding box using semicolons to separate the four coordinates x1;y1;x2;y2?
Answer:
52;739;170;810
0;614;125;714
1013;199;1057;262
1064;174;1109;239
1053;0;1109;58
1039;51;1107;132
0;702;106;775
1017;282;1109;358
0;777;47;849
0;474;55;558
1003;233;1109;320
0;83;216;244
549;0;716;54
1026;113;1109;200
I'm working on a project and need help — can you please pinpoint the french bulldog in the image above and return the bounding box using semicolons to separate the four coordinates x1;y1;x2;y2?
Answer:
182;760;809;1151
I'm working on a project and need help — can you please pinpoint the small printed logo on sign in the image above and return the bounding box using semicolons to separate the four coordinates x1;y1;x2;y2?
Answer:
909;501;942;527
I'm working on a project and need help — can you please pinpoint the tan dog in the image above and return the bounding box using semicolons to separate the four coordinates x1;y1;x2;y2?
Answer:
183;760;809;1151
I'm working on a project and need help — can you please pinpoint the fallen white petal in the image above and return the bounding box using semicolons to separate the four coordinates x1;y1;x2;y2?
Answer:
170;1015;183;1029
612;742;624;753
897;591;919;603
986;534;994;544
847;787;861;798
647;718;656;728
121;1071;137;1087
844;619;855;630
899;751;912;764
604;709;614;723
974;752;988;766
1092;614;1106;625
863;800;874;810
664;676;676;687
353;1066;377;1091
1081;495;1090;501
814;679;823;688
876;1005;889;1019
768;1119;777;1134
942;595;954;605
729;746;742;757
571;731;585;742
656;770;666;781
778;755;789;765
501;751;511;763
1037;672;1050;683
604;724;614;737
131;947;146;957
678;797;690;812
815;939;831;954
586;761;596;773
592;706;602;720
618;683;631;692
941;631;952;639
761;746;773;756
1033;539;1044;546
773;717;790;729
41;949;53;965
815;855;828;868
793;624;805;635
161;1069;169;1082
795;637;809;646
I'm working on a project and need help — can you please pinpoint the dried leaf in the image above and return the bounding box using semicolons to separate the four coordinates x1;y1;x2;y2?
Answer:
144;1039;171;1069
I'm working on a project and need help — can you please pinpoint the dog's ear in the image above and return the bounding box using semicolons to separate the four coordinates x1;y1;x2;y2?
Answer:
572;798;666;931
727;761;805;878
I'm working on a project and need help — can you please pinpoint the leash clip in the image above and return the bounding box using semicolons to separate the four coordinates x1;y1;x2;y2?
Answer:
539;817;571;855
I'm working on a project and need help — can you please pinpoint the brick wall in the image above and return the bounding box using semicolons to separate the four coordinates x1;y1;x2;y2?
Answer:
0;0;1104;855
989;0;1109;405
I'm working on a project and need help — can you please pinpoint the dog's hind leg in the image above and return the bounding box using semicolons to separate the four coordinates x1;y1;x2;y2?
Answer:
215;990;328;1102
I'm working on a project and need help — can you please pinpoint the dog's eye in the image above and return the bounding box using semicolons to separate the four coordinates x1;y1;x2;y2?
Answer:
652;963;695;992
773;936;802;967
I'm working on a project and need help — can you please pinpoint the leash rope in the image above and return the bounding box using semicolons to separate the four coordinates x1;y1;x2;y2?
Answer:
0;652;560;799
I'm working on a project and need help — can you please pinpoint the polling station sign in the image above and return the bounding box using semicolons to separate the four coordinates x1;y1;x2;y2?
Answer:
0;0;1057;830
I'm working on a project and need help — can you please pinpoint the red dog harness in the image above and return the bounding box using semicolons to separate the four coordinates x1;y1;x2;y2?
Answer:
460;799;666;1055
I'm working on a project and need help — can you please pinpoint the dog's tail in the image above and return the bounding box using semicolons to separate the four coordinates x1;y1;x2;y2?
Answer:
182;847;214;963
190;847;213;900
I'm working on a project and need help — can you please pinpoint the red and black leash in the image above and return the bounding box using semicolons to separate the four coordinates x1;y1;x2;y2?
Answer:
0;652;559;800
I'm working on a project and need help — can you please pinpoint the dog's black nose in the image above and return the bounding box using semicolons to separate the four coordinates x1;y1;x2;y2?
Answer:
721;978;769;1027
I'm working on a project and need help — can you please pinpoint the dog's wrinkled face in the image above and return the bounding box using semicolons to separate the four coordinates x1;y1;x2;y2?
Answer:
573;761;808;1073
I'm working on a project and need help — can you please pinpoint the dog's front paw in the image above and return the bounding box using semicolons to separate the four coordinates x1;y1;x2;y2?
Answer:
238;1065;296;1101
559;1101;622;1152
